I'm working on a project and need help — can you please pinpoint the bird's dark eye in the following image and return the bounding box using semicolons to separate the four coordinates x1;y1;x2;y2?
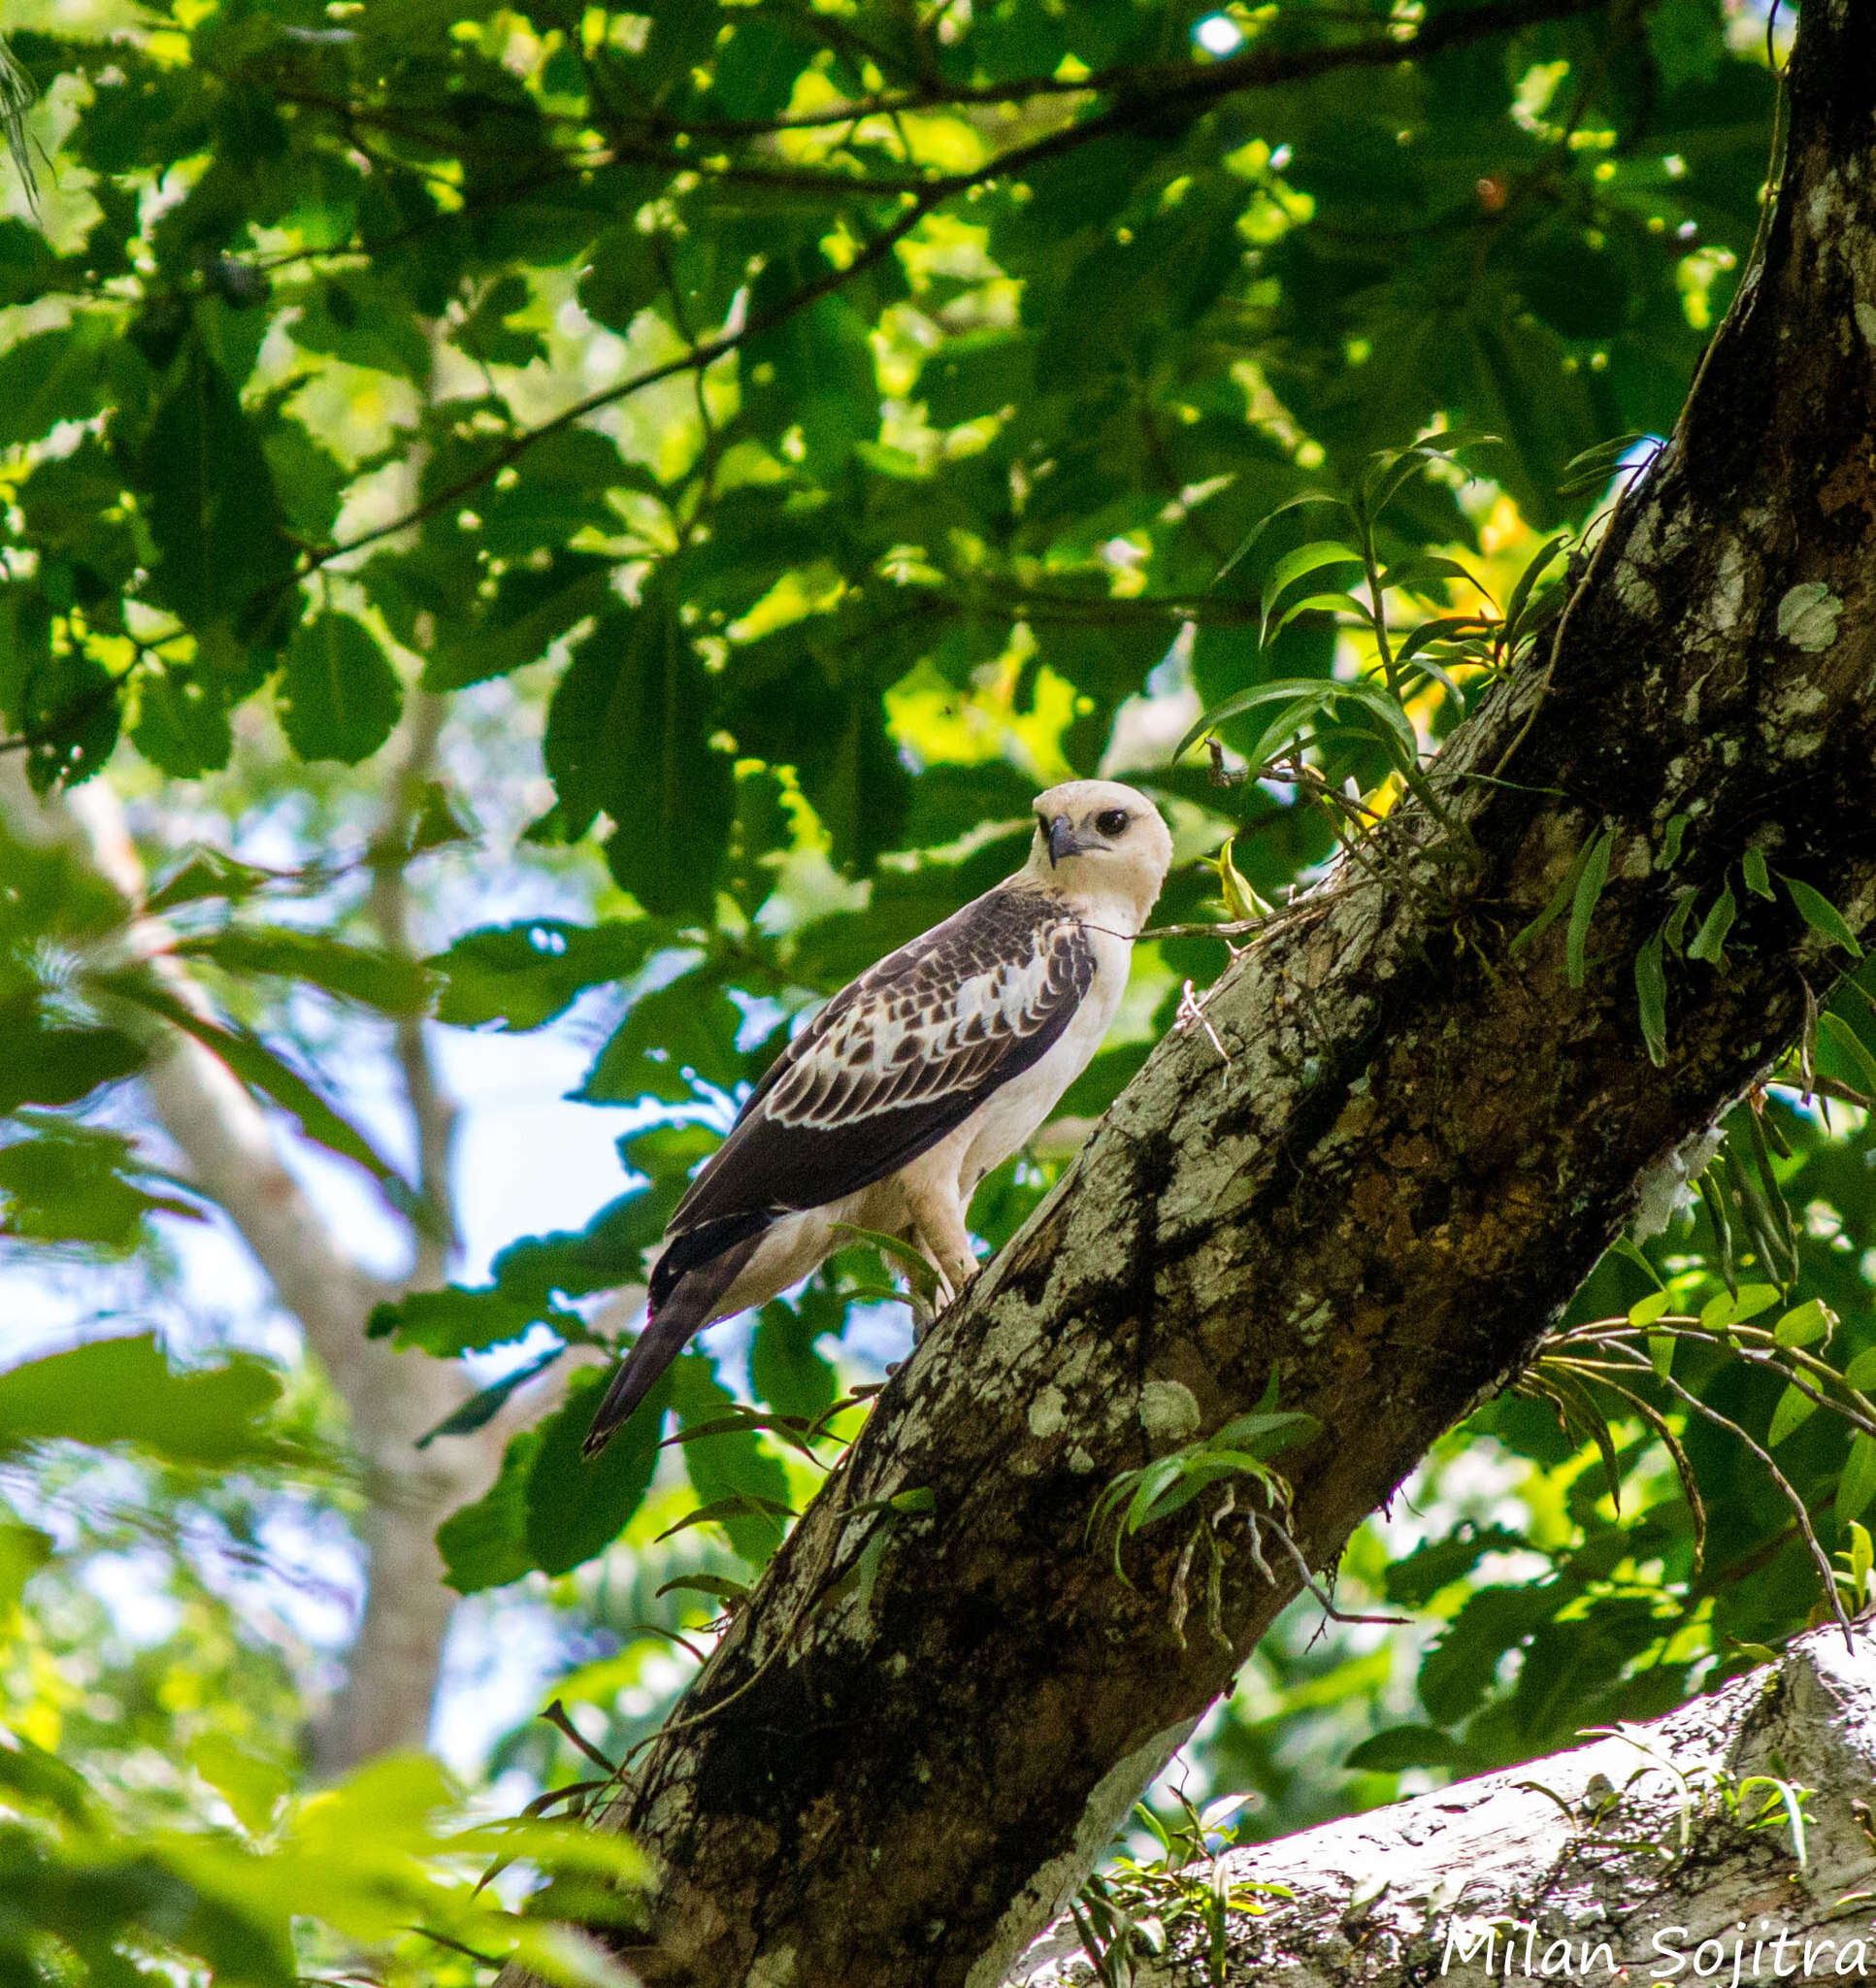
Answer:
1095;809;1130;838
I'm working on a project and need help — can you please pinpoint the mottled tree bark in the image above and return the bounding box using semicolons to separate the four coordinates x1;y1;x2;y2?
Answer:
550;7;1876;1983
1013;1626;1876;1988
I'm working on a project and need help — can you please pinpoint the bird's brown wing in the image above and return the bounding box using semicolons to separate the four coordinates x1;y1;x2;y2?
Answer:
583;887;1095;1456
667;885;1096;1237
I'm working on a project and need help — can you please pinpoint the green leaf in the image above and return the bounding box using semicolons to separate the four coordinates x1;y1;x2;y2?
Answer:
0;1333;285;1466
439;1427;541;1595
415;1344;564;1447
1419;1586;1552;1723
492;1190;675;1307
917;326;1033;426
1772;1298;1834;1349
0;1727;94;1824
1378;554;1489;600
1176;675;1413;768
142;340;294;629
371;1284;564;1358
524;1367;670;1579
750;1297;839;1422
1686;882;1736;965
1783;876;1864;958
1176;676;1330;762
577;224;661;334
144;845;280;913
451;273;545;368
1647;0;1728;87
1268;589;1375;638
0;1018;146;1113
1394;614;1489;670
189;1735;292;1838
1611;1234;1664;1290
722;644;912;872
670;1355;793;1565
175;926;434;1015
1207;1408;1321;1458
1382;1524;1529;1606
576;969;749;1104
741;261;879;471
1846;1347;1876;1394
410;779;475;853
1343;1725;1463;1773
286;271;431;381
1565;826;1615;989
829;1220;940;1299
0;317;114;450
1818;1011;1876;1102
427;918;658;1031
132;662;234;778
1628;1291;1671;1327
1259;542;1365;639
1502;532;1570;644
1699;1290;1736;1332
0;1122;192;1250
543;591;735;918
420;551;614;692
7;638;123;793
655;1493;796;1544
1213;494;1345;588
279;613;404;765
654;1573;750;1607
1212;835;1268;924
1511;833;1597;960
1839;1435;1876;1531
1767;1382;1818;1447
1742;846;1773;899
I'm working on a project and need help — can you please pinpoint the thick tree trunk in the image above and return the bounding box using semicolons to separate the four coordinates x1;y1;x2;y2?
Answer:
553;8;1876;1985
1012;1624;1876;1988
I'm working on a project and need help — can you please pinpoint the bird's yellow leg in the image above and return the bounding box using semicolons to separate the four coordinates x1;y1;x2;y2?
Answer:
901;1182;978;1332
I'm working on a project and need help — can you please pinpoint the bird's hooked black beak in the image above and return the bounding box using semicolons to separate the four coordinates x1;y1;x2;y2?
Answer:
1045;813;1081;867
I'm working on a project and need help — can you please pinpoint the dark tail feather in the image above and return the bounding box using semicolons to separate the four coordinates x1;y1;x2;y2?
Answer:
581;1232;764;1457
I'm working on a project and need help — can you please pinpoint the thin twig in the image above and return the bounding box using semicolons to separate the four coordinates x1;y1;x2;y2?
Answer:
1599;1344;1855;1651
1251;1512;1406;1626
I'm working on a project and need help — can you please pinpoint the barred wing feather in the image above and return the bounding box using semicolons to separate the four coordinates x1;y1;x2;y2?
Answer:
669;886;1094;1234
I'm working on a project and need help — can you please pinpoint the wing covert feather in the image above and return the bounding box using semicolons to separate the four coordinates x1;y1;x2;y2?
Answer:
670;887;1094;1230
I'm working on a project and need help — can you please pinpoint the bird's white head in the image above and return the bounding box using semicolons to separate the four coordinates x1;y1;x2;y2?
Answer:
1022;779;1173;928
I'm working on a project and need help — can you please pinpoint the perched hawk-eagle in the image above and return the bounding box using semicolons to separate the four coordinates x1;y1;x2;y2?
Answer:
582;779;1173;1456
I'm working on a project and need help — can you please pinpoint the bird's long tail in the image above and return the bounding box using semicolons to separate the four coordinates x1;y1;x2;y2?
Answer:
580;1223;766;1457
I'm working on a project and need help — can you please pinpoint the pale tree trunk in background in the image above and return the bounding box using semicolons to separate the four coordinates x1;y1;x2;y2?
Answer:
509;7;1876;1983
1013;1625;1876;1988
1;701;498;1772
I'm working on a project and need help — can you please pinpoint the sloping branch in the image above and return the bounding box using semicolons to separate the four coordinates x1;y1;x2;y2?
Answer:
1014;1625;1876;1986
522;7;1876;1983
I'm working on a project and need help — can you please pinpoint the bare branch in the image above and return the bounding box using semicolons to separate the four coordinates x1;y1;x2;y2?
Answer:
1015;1628;1876;1986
